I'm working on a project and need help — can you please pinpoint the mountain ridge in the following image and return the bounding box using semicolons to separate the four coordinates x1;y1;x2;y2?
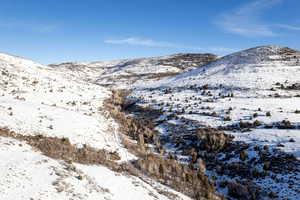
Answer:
48;53;218;87
152;46;300;91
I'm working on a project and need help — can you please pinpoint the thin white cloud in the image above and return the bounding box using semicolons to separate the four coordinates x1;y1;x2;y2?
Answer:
104;37;177;47
216;0;283;37
104;37;236;53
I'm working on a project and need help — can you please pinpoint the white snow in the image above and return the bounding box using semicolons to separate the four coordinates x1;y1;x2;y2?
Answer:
132;46;300;158
141;46;300;90
0;53;192;200
129;46;300;199
0;136;190;200
0;52;132;160
1;46;300;200
49;53;212;88
76;164;191;200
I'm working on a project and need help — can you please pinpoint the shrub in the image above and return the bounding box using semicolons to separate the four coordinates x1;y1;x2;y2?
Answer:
263;161;271;170
240;150;248;161
211;111;218;117
252;168;260;178
289;138;296;142
239;121;253;129
197;128;234;152
276;120;295;129
135;153;218;200
223;116;232;121
228;181;251;200
253;120;261;127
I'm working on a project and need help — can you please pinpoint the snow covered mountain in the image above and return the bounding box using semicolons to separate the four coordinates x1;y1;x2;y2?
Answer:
163;46;300;90
49;53;217;87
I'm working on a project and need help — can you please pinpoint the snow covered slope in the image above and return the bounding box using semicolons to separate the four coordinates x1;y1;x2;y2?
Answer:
49;53;217;87
130;46;300;200
164;46;300;90
0;136;190;200
0;53;191;200
0;53;126;155
133;46;300;156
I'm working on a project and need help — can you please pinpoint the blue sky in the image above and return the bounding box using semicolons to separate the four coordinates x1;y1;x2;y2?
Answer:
0;0;300;64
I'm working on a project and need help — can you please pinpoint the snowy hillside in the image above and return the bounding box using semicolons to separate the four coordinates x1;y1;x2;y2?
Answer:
163;46;300;90
49;53;217;87
130;46;300;200
0;53;124;155
0;53;191;200
0;136;191;200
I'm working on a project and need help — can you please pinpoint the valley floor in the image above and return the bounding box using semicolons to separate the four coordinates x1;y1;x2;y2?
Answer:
129;84;300;200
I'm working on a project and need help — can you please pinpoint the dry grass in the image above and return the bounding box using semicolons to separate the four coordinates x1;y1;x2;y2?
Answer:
0;128;121;171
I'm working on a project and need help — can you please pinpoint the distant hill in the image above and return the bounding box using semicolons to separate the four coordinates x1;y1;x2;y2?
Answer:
49;53;218;87
157;46;300;90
